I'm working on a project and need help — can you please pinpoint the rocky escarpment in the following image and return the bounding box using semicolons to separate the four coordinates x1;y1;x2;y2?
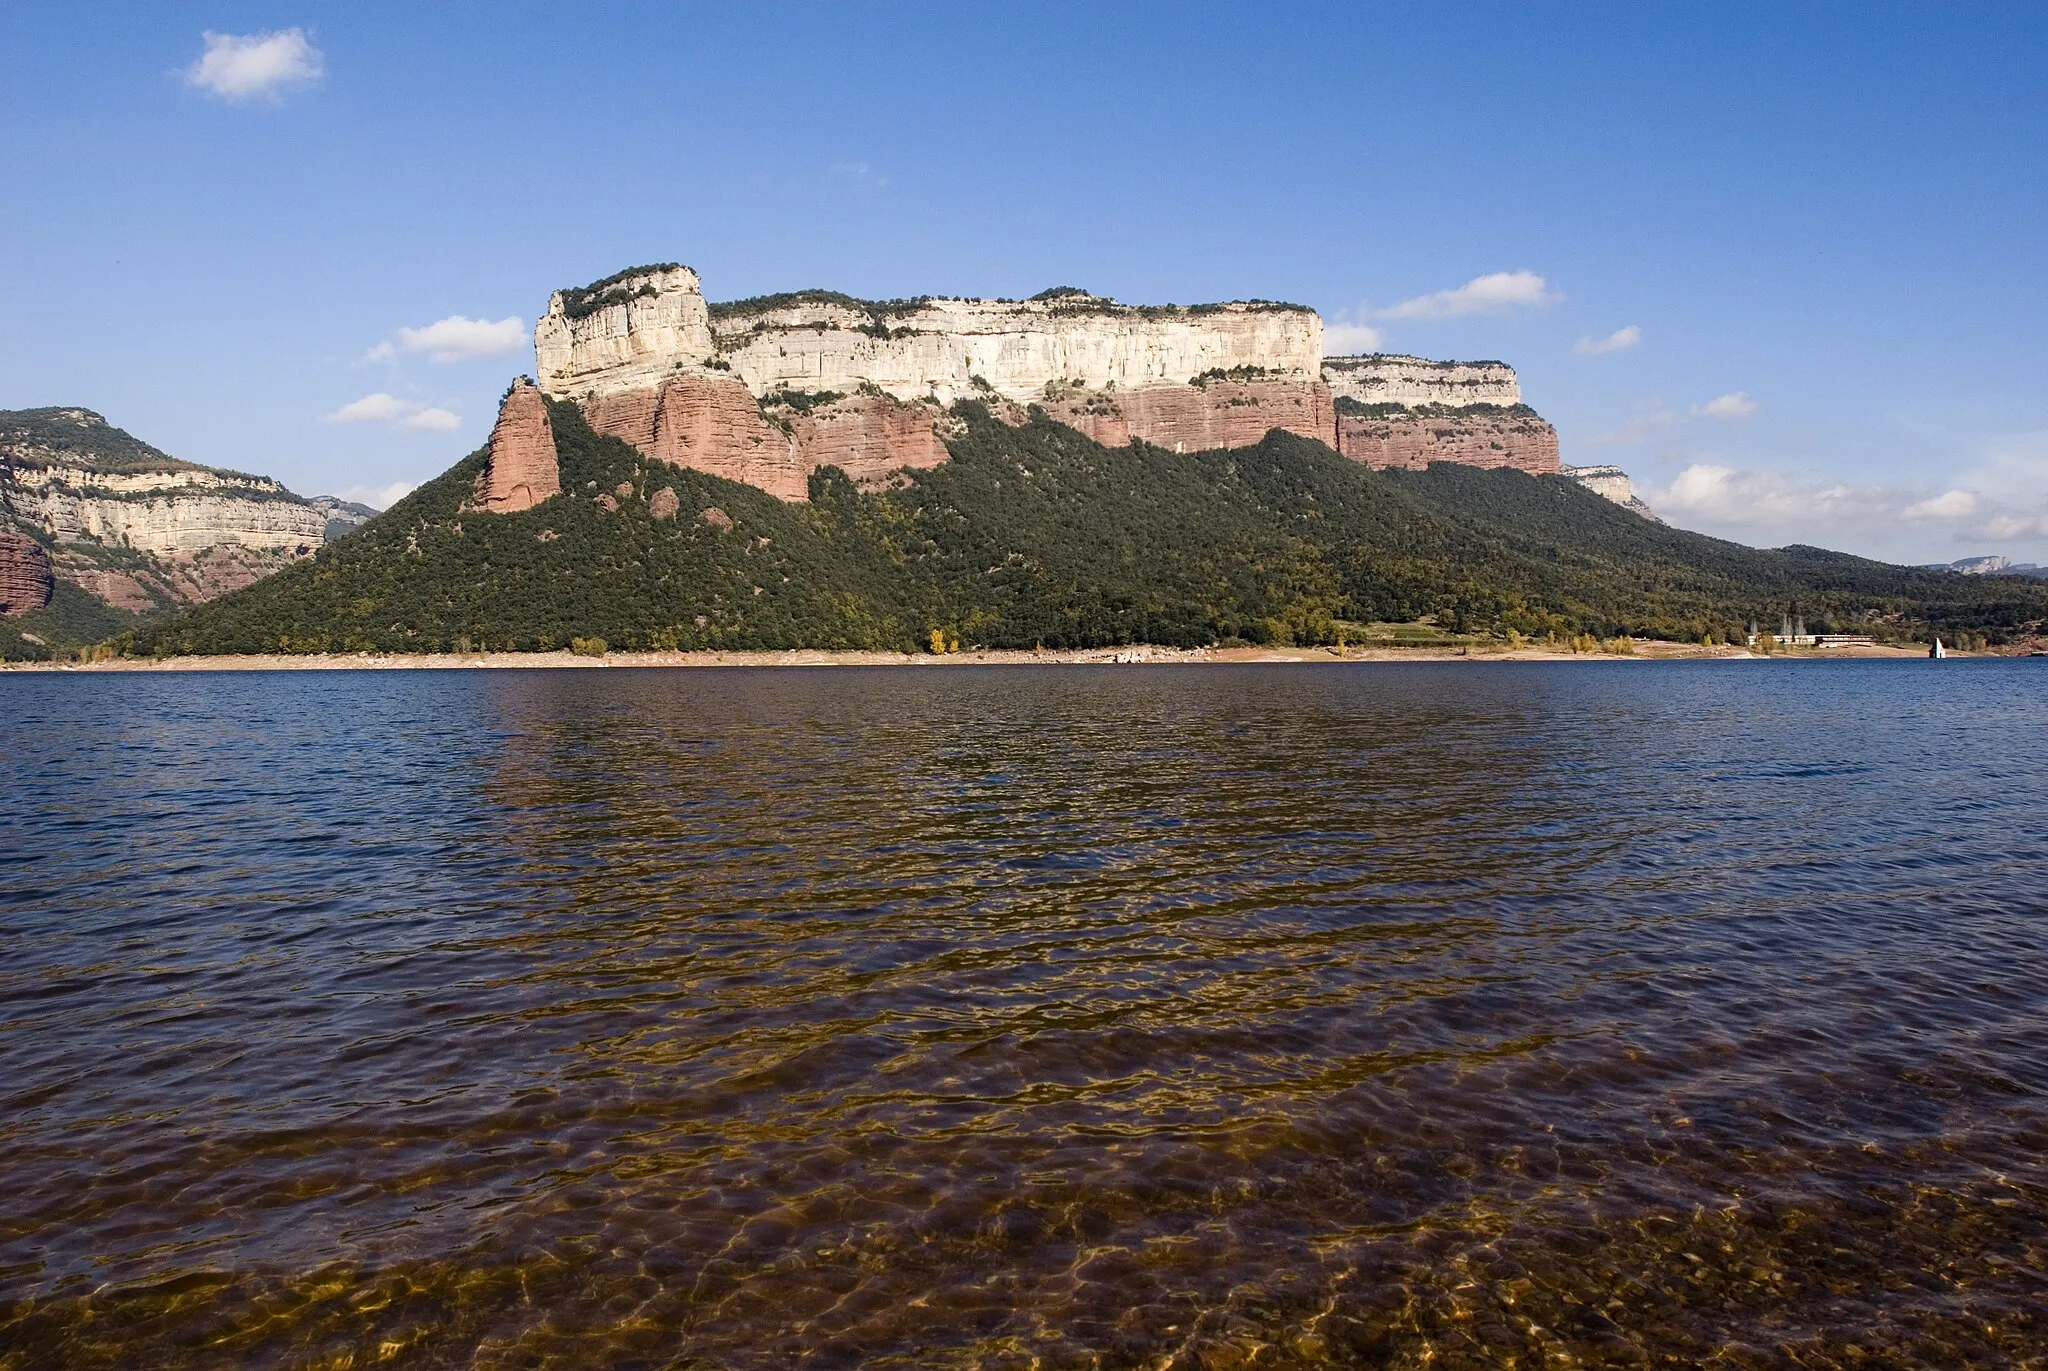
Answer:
0;530;54;615
1331;400;1561;476
1564;464;1659;521
1;407;325;615
522;266;1332;500
1322;355;1521;408
487;261;1571;505
477;380;562;512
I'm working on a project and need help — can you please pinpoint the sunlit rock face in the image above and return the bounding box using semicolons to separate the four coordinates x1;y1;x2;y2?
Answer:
532;267;1331;499
1;407;325;612
0;530;54;615
478;380;562;513
529;264;1568;500
1334;405;1560;475
1564;463;1661;521
1321;355;1521;409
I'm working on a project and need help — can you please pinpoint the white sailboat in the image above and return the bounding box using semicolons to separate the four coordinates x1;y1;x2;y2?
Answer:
1929;638;1946;659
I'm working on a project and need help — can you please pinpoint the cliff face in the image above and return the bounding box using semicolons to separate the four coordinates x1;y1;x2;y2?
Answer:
524;268;1332;502
1322;355;1521;408
1334;403;1560;476
0;530;54;615
478;380;562;512
510;263;1568;506
0;407;325;615
1564;464;1660;521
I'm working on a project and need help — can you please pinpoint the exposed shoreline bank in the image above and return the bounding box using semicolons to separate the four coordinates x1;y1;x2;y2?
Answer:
3;641;1967;673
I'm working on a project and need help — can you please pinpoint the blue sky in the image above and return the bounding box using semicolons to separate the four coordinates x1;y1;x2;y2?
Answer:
5;3;2045;564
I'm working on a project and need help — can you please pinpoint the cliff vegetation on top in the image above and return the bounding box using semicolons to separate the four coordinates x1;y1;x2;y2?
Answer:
105;401;2048;659
555;264;686;319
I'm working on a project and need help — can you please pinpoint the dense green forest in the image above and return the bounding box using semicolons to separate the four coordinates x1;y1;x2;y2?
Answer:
0;581;142;661
104;399;2048;657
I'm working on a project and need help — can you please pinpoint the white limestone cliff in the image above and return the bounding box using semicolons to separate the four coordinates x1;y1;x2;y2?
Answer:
535;270;1324;406
1563;464;1660;521
1321;355;1522;409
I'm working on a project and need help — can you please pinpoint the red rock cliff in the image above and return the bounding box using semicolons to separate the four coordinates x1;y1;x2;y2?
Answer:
1036;379;1336;453
1334;405;1560;475
0;530;54;615
479;381;561;513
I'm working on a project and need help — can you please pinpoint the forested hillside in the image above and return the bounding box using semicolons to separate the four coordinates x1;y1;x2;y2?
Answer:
114;401;2048;656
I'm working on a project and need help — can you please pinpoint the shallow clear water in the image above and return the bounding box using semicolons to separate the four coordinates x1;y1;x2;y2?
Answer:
2;661;2045;1369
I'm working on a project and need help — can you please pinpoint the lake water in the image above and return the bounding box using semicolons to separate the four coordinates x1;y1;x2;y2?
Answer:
2;661;2045;1368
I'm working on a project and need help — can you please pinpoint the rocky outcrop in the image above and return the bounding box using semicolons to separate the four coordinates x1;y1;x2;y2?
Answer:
1322;355;1521;408
526;263;1569;502
0;531;54;615
539;271;1324;407
774;392;950;488
478;380;561;513
1564;464;1659;520
582;374;806;499
1334;403;1560;475
6;483;324;554
533;266;1334;499
1034;379;1336;452
2;407;327;615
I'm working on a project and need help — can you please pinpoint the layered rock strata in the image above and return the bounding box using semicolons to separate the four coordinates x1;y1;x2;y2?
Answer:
524;266;1332;501
1322;355;1521;408
0;530;54;615
1333;403;1560;475
510;264;1566;504
2;407;326;613
1564;463;1660;521
477;380;562;512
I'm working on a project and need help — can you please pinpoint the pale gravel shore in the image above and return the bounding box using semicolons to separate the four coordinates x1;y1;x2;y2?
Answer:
1;643;1799;673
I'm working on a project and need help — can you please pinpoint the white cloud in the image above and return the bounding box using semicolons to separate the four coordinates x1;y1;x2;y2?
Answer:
396;315;526;363
336;482;416;511
1322;322;1385;355
322;392;412;424
1903;489;1979;520
363;340;396;364
322;393;460;431
1378;271;1560;321
1575;325;1641;357
1694;391;1758;420
184;29;323;103
1984;515;2048;540
399;407;461;432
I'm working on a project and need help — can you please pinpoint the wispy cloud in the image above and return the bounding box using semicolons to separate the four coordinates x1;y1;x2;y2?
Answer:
395;315;525;363
1694;391;1758;420
1378;271;1560;321
1585;407;1676;447
1585;392;1758;447
1575;325;1641;357
1322;322;1385;355
322;393;460;431
184;29;323;103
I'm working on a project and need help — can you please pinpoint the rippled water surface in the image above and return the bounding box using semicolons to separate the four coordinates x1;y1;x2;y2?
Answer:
3;662;2046;1369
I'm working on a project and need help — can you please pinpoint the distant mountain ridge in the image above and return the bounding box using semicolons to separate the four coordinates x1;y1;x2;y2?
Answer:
0;407;349;654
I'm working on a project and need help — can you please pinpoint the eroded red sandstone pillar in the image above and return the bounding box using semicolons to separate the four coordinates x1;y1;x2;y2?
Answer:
480;380;561;513
0;530;54;616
